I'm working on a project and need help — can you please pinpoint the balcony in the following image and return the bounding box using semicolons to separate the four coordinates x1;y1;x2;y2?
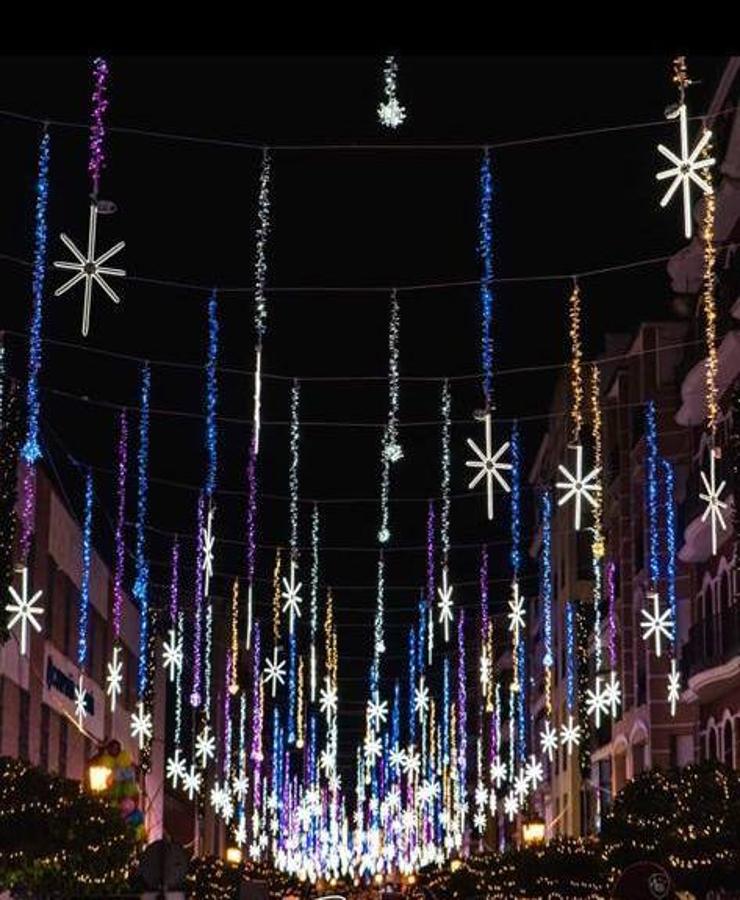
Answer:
681;604;740;702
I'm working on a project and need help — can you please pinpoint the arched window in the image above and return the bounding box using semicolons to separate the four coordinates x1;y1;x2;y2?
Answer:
724;718;734;767
711;724;720;761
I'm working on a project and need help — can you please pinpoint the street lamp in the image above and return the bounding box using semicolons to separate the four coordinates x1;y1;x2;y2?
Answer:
225;846;242;865
522;817;546;847
87;749;113;793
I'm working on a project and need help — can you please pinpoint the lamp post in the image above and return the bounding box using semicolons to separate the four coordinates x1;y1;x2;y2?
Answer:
522;817;546;847
87;749;113;794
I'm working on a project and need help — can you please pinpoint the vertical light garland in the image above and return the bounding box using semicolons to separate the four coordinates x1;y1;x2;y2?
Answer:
438;380;453;642
205;291;219;500
426;500;435;666
606;560;618;673
174;610;184;747
540;490;554;717
645;401;660;590
700;133;719;436
253;149;271;456
568;281;584;444
479;149;494;408
88;57;109;198
134;363;151;698
384;288;403;464
230;578;240;694
479;546;491;709
310;503;319;703
77;470;93;671
190;492;205;708
590;364;605;674
373;552;385;683
662;458;680;715
223;651;233;781
251;622;263;762
456;611;467;807
287;380;300;745
565;600;576;716
509;422;523;706
19;131;51;561
245;431;257;651
112;410;127;641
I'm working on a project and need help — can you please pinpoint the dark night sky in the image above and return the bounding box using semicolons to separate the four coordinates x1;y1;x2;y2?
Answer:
0;55;729;765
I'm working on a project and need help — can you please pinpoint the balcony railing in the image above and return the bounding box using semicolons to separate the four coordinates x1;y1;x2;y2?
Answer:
681;604;740;681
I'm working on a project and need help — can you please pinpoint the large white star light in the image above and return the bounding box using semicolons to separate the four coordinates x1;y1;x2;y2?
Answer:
130;701;153;749
540;720;559;762
281;561;303;635
106;644;124;713
162;626;183;682
656;102;714;239
437;566;454;643
195;722;216;768
74;674;89;729
525;754;544;790
560;715;581;755
166;748;187;789
6;566;43;656
668;658;681;717
585;675;610;729
640;592;674;658
264;647;286;698
465;411;511;521
556;444;601;531
54;203;125;337
700;447;728;556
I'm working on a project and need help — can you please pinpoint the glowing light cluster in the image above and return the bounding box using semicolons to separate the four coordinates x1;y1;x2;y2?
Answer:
378;55;406;128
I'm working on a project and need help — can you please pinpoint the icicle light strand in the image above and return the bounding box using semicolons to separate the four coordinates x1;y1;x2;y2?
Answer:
112;411;127;640
568;281;584;443
440;380;451;563
88;58;109;197
645;401;660;587
541;490;554;715
190;492;205;708
77;470;93;671
289;380;300;559
701;164;719;432
479;149;493;406
662;458;678;650
254;149;271;340
134;364;151;697
205;291;219;498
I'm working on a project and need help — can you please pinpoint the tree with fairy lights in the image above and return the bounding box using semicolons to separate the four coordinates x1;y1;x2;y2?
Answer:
0;756;137;897
602;761;740;896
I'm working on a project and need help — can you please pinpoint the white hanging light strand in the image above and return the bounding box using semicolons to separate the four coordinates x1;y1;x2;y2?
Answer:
378;55;406;129
289;379;300;560
384;289;402;463
310;503;319;703
254;149;271;341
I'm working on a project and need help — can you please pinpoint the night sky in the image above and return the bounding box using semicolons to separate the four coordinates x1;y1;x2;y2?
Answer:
0;55;728;768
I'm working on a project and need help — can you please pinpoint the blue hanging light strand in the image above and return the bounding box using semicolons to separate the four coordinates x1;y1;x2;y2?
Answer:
21;131;50;465
77;469;93;671
478;149;494;406
517;637;527;762
565;599;576;714
645;401;660;587
205;291;219;499
134;363;151;696
509;421;521;577
541;490;554;669
662;457;678;647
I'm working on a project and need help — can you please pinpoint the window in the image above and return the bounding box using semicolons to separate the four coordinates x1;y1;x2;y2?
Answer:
632;741;646;776
724;719;734;767
18;689;30;761
40;704;50;771
59;718;68;777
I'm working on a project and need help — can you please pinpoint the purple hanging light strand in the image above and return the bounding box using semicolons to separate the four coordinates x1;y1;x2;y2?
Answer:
606;559;618;671
190;492;205;708
88;57;109;198
112;410;127;640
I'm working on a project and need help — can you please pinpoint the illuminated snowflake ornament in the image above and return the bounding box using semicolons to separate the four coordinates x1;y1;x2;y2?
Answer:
656;102;714;239
367;694;388;731
640;592;674;658
162;626;183;682
281;561;303;635
437;566;454;643
377;55;406;129
195;723;216;767
363;733;382;762
414;675;430;722
556;444;601;530
166;748;187;789
235;818;247;847
402;744;420;776
130;701;153;750
54;203;125;337
503;791;519;822
604;670;622;719
233;773;249;803
507;582;526;636
74;674;88;728
585;675;610;728
490;758;507;789
560;714;581;755
182;763;202;800
525;754;544;790
390;746;406;772
6;566;43;656
264;647;286;698
699;447;728;556
210;781;227;814
473;810;486;832
106;644;123;713
668;658;681;717
514;771;530;805
466;411;511;520
201;503;216;597
319;677;338;721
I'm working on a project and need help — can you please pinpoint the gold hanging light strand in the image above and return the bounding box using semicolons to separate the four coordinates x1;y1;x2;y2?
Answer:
544;667;553;719
568;281;584;443
485;621;494;713
590;364;604;535
325;588;337;684
701;159;719;434
672;56;690;97
272;548;282;645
